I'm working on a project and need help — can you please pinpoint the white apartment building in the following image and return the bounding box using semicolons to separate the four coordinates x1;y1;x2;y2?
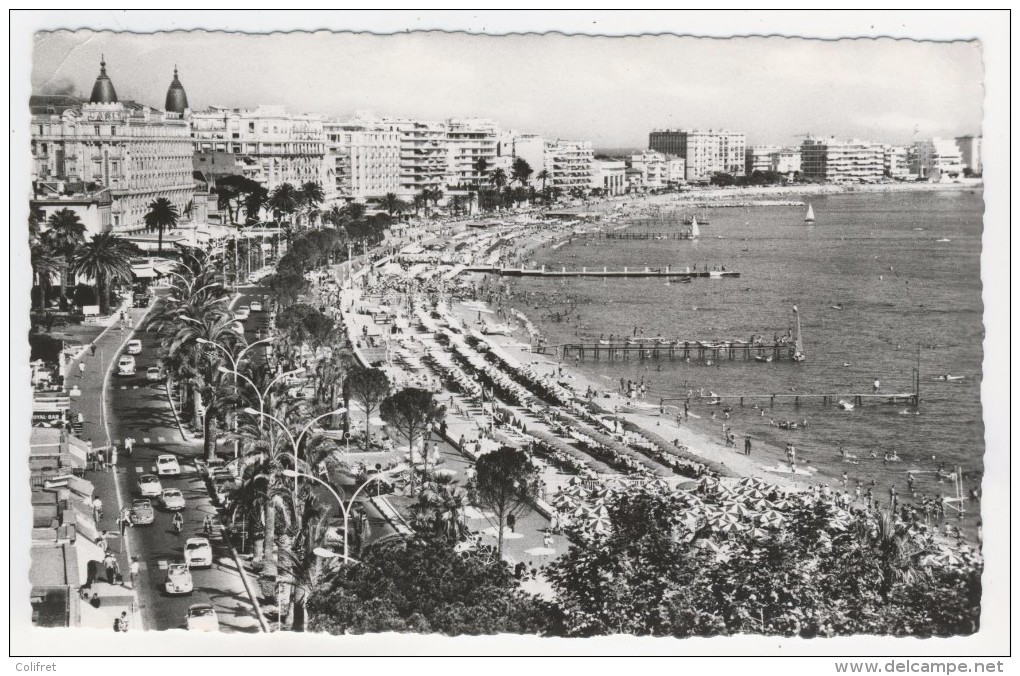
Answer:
323;120;401;201
543;139;595;191
665;158;686;185
745;145;782;175
649;128;746;182
594;160;627;195
629;150;668;189
954;135;982;175
882;145;911;179
914;138;964;181
367;118;448;196
191;105;327;198
446;118;503;190
772;148;802;176
800;137;885;183
30;60;194;233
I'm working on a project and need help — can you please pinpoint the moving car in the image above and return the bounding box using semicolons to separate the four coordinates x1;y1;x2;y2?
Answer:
126;339;143;355
160;488;185;511
249;300;263;312
185;603;219;632
133;294;151;308
184;537;213;569
137;474;162;498
156;454;181;476
146;366;162;382
164;563;194;595
117;355;136;376
130;498;154;525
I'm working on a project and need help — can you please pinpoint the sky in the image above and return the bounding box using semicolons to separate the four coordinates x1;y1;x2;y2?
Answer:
31;30;984;148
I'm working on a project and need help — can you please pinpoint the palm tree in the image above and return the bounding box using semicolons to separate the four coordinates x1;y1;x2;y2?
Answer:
31;243;61;311
143;197;180;253
489;168;509;193
269;183;301;228
41;208;87;305
872;511;931;602
69;233;136;315
536;169;550;192
427;188;444;211
413;191;429;217
380;192;406;218
300;181;325;211
322;204;345;227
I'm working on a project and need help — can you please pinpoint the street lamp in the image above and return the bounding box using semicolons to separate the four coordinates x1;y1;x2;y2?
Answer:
201;336;277;457
282;468;396;564
246;407;346;494
224;365;304;431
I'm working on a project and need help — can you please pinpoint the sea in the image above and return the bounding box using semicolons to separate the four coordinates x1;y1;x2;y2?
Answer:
505;189;985;530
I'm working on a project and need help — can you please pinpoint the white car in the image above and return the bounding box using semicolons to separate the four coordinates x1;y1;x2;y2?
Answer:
234;306;250;320
164;563;194;595
117;355;136;376
126;339;143;355
137;474;162;498
184;537;213;569
185;603;219;632
146;366;162;382
249;300;263;312
156;455;181;476
160;488;185;511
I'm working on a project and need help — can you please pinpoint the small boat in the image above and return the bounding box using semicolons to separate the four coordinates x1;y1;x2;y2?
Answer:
931;374;965;381
837;399;855;411
831;304;843;310
842;362;851;367
792;305;806;362
899;409;921;415
754;354;773;363
691;216;700;239
804;204;816;223
936;238;951;243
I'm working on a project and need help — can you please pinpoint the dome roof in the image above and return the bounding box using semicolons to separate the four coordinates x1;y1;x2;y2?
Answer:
89;56;118;104
164;66;189;114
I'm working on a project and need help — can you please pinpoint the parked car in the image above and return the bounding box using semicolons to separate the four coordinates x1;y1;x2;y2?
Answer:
117;355;136;376
160;488;185;511
185;603;219;632
184;537;213;569
249;300;263;312
164;563;193;595
146;366;162;382
133;295;151;309
130;499;154;525
156;454;181;476
137;474;162;497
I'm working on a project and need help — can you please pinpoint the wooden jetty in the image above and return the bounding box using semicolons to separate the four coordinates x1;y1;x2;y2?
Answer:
534;339;797;362
463;265;740;279
580;231;695;241
660;390;920;409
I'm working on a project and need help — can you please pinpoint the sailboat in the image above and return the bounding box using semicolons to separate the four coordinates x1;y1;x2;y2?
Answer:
804;204;816;223
792;305;806;362
691;216;700;239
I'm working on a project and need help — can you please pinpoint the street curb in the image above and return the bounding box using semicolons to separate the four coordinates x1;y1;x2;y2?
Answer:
165;379;195;443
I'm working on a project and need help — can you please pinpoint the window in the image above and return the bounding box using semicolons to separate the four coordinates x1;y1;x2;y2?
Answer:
94;126;101;136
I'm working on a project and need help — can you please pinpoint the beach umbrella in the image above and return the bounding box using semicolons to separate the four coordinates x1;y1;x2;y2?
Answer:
525;547;556;558
749;527;771;539
725;502;757;518
433;468;458;478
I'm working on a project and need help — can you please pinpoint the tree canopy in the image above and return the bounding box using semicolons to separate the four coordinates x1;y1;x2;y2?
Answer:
474;447;542;556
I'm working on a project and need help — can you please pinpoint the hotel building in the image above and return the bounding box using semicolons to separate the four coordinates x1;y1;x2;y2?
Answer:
323;119;401;201
954;135;982;175
799;137;884;183
649;128;746;182
914;138;964;181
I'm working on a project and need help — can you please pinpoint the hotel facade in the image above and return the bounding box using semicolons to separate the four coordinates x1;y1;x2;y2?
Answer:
649;128;746;182
799;137;885;183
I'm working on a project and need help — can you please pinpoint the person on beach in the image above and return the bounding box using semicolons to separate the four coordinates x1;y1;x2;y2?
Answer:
744;436;751;456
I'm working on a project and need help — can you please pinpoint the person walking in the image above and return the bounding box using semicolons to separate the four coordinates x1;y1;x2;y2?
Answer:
744;436;752;456
114;611;129;633
78;361;86;378
506;514;516;533
129;557;140;590
104;553;117;584
124;437;134;457
90;344;97;357
119;508;132;535
92;496;103;523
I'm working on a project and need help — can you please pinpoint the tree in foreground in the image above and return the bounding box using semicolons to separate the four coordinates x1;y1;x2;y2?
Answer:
545;481;982;637
380;387;445;496
306;535;561;635
343;366;390;451
474;447;542;557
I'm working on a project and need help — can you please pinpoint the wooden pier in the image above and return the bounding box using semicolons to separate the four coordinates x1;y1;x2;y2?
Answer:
660;391;920;409
533;339;798;362
464;265;740;279
580;231;695;241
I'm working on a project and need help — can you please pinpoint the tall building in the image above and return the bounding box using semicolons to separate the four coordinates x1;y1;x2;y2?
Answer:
882;145;911;179
629;150;668;189
771;148;801;176
191;105;327;198
30;59;194;233
914;138;964;181
954;135;982;175
445;118;502;190
543;139;595;192
323;119;401;202
799;137;884;183
745;145;782;175
369;118;448;196
649;128;746;181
